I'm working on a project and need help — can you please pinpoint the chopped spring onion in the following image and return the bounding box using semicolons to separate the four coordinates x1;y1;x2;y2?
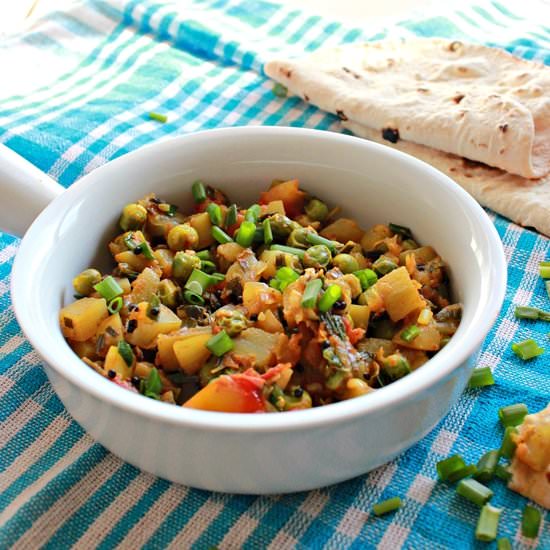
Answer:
498;403;528;428
263;219;273;245
511;338;544;360
270;267;299;291
107;296;123;315
539;261;550;278
372;496;402;516
468;367;495;388
272;83;288;97
236;221;256;248
521;505;541;538
400;325;420;343
306;232;339;253
210;273;225;283
456;478;493;506
318;284;342;313
474;450;499;483
117;340;134;367
197;250;212;261
245;204;261;223
206;203;222;226
496;538;512;550
185;269;214;293
200;260;217;274
546;280;550;300
124;232;155;260
148;111;167;123
211;225;234;244
225;204;238;229
447;464;478;483
514;305;550;321
183;290;204;305
499;426;517;459
94;276;123;302
301;279;323;308
389;223;413;239
270;244;306;259
353;268;377;291
475;504;501;542
192;181;207;203
495;463;511;483
436;455;466;481
207;330;234;356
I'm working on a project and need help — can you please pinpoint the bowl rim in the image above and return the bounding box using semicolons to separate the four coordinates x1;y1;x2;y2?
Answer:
11;126;507;432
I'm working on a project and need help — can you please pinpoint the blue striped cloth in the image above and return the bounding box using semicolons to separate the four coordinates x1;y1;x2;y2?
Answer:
0;0;549;548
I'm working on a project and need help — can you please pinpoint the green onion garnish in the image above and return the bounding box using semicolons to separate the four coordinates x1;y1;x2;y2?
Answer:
211;225;234;244
474;450;499;483
372;496;402;516
496;538;512;550
499;426;517;459
468;367;495;388
318;284;342;313
306;232;339;253
263;219;273;245
514;305;550;321
209;273;225;284
276;267;299;283
143;367;162;399
539;261;550;278
185;269;213;293
117;340;134;367
225;204;238;229
107;296;123;315
270;244;306;259
124;232;154;260
236;221;256;248
245;204;261;223
546;281;550;300
447;464;478;483
511;338;544;360
301;279;323;309
475;504;501;542
197;250;212;261
272;83;288;97
353;269;378;291
436;455;466;481
400;325;420;343
498;403;528;428
495;463;511;483
206;203;222;226
148;111;167;123
200;260;217;274
521;505;541;538
94;276;123;302
207;330;234;357
389;223;413;239
456;478;493;506
183;290;204;305
192;181;207;203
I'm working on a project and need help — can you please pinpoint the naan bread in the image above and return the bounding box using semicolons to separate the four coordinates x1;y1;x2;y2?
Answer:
343;119;550;236
264;38;550;179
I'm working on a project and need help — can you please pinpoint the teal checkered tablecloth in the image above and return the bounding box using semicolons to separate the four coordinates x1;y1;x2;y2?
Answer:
0;0;549;548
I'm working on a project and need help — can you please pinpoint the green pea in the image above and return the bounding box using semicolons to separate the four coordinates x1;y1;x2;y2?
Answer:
304;198;329;222
303;245;331;269
172;252;201;282
217;309;248;337
287;228;312;249
158;279;181;309
167;224;199;251
119;203;147;231
267;213;300;239
332;253;359;274
72;268;102;296
372;255;398;275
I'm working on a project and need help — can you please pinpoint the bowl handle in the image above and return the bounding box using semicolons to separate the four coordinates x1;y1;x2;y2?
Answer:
0;144;64;237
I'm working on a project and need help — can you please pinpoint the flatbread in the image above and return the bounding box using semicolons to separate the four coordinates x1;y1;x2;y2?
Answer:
343;119;550;236
264;38;550;179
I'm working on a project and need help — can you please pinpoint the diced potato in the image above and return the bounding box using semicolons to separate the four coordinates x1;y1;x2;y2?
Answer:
60;297;109;342
134;361;153;378
183;374;265;412
70;339;99;360
259;250;280;279
126;303;182;348
96;313;124;355
232;328;283;368
393;325;441;351
401;349;429;370
361;224;392;251
161;390;176;404
399;246;437;265
259;179;305;218
255;310;284;333
189;212;214;249
217;242;245;271
242;282;282;316
321;218;364;244
262;200;286;216
349;304;370;329
113;277;131;295
129;267;160;304
157;327;212;371
104;345;133;380
114;250;152;272
358;338;396;356
154;248;175;278
374;266;424;322
173;333;212;374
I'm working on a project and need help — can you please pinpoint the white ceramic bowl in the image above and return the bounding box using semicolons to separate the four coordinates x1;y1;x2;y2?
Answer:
3;127;506;494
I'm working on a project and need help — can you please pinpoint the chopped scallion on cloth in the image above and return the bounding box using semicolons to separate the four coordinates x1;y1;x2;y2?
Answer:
468;367;495;388
498;403;528;428
539;261;550;278
494;463;511;482
511;338;544;360
148;111;167;123
496;538;512;550
475;504;501;541
474;450;499;483
372;497;402;516
447;464;477;483
514;305;550;321
456;478;493;506
272;82;287;97
436;455;466;481
499;427;517;459
207;330;234;356
521;505;541;538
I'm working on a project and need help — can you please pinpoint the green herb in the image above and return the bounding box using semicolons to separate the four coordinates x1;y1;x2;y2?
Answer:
143;367;162;399
353;269;378;291
474;450;499;483
468;367;495;388
192;180;207;203
272;83;288;97
206;203;222;226
389;223;413;239
236;221;256;248
94;276;123;302
511;338;544;360
301;279;323;308
117;340;134;367
270;244;305;259
225;204;238;229
499;426;517;459
318;284;342;313
521;505;541;538
211;226;234;244
400;325;420;343
207;330;234;356
372;497;402;516
148;111;167;123
197;250;212;261
475;504;501;542
498;403;528;428
263;219;273;245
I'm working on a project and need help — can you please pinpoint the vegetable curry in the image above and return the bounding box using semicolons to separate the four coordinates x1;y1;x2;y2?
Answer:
59;179;461;413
